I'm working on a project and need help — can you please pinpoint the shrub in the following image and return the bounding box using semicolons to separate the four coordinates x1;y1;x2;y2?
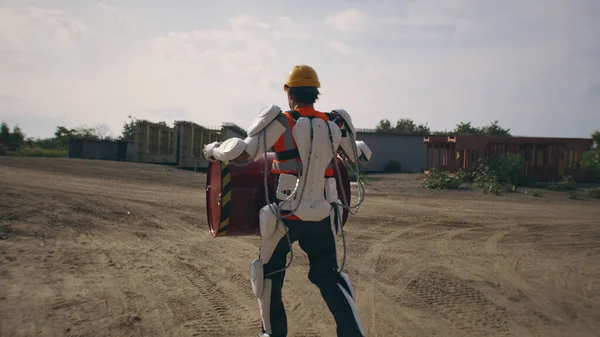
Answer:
422;153;530;194
473;162;501;194
585;187;600;199
476;177;500;194
532;190;543;197
383;160;402;173
581;151;600;181
423;167;462;189
470;153;529;194
546;175;576;191
488;153;529;190
455;169;475;184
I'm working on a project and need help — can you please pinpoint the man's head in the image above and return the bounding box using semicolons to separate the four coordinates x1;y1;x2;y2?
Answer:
283;65;320;109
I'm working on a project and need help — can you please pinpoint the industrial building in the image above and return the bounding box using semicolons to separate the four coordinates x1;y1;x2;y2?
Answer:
424;135;595;182
354;129;426;173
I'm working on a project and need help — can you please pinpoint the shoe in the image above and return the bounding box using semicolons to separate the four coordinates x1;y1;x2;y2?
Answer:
258;333;270;337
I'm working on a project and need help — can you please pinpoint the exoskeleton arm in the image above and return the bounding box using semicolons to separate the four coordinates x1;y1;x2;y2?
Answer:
203;104;286;164
330;109;372;164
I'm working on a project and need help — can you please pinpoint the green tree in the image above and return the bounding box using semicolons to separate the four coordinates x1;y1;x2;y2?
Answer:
74;126;96;138
120;115;138;141
0;122;10;146
10;125;25;149
395;118;417;132
376;118;430;134
591;130;600;149
0;122;25;151
454;121;511;136
581;129;600;180
480;120;511;136
375;118;393;132
414;123;431;134
454;121;481;135
53;125;97;148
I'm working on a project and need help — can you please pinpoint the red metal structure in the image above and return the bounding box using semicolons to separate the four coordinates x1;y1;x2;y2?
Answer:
424;135;594;182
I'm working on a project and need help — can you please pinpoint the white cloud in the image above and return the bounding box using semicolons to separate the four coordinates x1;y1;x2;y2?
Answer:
376;0;480;41
229;15;270;30
0;5;88;79
329;41;353;54
26;6;87;43
0;1;599;140
138;25;278;77
326;8;366;32
97;2;118;12
0;32;26;52
271;16;309;40
0;6;328;136
272;30;308;40
276;16;292;25
0;6;87;51
95;15;293;129
96;2;122;20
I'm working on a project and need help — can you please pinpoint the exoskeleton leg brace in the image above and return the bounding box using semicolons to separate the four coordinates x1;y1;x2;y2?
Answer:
329;202;365;337
249;203;288;335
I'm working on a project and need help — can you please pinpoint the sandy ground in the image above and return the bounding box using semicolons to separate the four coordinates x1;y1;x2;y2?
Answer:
1;157;599;337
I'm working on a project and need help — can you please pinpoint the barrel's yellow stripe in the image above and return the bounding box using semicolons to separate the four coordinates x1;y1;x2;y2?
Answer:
217;162;231;237
221;188;231;206
222;173;230;187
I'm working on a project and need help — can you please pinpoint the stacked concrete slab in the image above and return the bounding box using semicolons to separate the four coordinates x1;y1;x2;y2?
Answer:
134;121;178;164
220;122;248;140
175;121;220;169
130;120;262;169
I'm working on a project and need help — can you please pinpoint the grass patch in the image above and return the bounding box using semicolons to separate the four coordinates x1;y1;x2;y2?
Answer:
585;187;600;199
4;147;68;158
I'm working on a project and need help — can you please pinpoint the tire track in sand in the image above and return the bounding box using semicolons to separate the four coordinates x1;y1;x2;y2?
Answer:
176;261;262;336
484;230;509;255
405;268;511;336
483;229;584;336
352;220;427;336
376;222;468;286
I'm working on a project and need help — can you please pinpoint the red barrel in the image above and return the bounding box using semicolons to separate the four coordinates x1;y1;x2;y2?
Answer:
206;152;351;237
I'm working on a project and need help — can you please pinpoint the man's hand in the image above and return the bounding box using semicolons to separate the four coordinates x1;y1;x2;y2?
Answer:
203;141;221;162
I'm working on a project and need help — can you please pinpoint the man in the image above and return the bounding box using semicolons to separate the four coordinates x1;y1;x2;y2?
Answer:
203;65;372;337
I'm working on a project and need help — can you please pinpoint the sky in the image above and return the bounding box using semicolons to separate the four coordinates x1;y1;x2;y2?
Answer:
0;0;599;139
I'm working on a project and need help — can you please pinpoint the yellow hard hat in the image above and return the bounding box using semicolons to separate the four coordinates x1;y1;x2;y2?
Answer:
283;65;320;91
